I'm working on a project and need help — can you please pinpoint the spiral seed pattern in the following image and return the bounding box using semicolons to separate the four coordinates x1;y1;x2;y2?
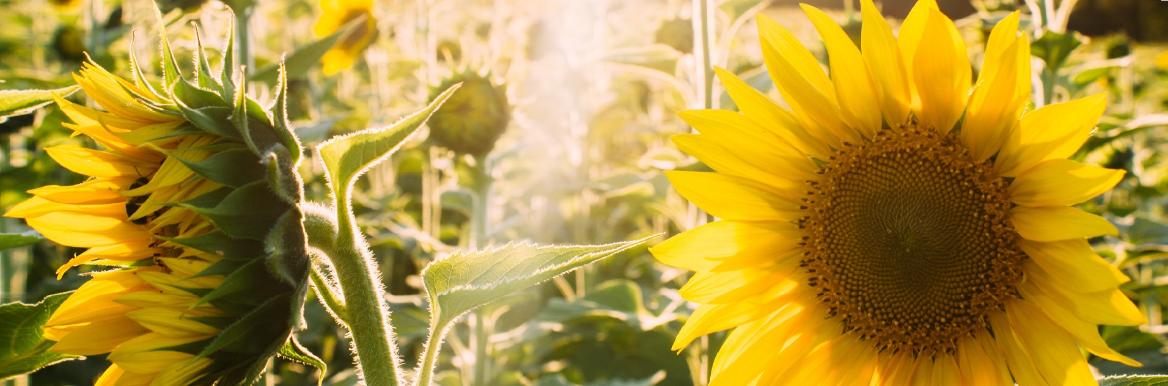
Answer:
799;124;1026;357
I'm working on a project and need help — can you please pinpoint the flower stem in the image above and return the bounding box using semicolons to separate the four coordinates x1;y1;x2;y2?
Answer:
469;159;491;386
327;196;403;386
415;319;448;386
233;4;254;74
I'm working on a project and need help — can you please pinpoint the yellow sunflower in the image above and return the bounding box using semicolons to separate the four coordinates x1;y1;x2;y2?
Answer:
652;0;1144;384
314;0;378;76
5;44;308;384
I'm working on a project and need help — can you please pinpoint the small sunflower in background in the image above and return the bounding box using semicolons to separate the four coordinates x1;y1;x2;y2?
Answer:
427;70;510;159
48;0;83;13
654;0;1143;384
314;0;378;76
5;32;309;384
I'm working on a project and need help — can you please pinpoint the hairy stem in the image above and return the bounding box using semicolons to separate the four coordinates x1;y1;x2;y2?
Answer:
315;194;402;386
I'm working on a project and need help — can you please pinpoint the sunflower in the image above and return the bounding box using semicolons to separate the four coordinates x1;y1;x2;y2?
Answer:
4;38;309;384
314;0;378;76
652;0;1144;384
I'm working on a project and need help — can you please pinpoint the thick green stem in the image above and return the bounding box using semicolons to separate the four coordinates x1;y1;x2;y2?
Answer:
308;196;403;386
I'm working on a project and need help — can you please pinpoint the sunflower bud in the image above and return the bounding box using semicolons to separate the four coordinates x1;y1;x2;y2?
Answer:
4;25;310;385
51;24;86;63
426;71;510;158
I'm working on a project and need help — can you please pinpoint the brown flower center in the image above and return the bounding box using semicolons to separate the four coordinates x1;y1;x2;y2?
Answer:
799;124;1025;357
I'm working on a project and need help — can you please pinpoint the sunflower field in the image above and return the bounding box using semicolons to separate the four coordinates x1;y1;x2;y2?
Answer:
0;0;1166;385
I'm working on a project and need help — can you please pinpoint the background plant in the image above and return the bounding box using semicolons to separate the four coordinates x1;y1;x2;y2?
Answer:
0;0;1165;385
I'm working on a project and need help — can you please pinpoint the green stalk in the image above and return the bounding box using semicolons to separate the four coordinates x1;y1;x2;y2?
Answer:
469;159;491;386
233;4;254;74
415;318;449;386
334;204;402;386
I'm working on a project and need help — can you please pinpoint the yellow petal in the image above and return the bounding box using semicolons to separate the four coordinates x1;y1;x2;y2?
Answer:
95;365;126;386
910;7;971;133
961;14;1029;161
1019;239;1129;293
1019;282;1142;367
27;179;130;205
152;357;212;386
710;305;807;386
48;270;148;327
1005;304;1097;386
927;355;961;386
996;94;1108;176
45;145;148;179
4;196;119;219
896;0;938;111
49;315;148;356
665;171;800;222
55;239;157;279
1032;276;1146;327
860;0;911;125
116;291;201;308
650;220;798;271
672;134;806;192
680;269;795;304
673;292;791;350
1010;159;1124;207
1011;206;1117;241
989;311;1046;386
712;68;830;158
757;14;855;145
956;334;1012;386
26;211;152;248
108;333;202;374
126;307;218;338
801;4;882;137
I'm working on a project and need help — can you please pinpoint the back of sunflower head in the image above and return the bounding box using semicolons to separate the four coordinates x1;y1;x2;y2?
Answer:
3;19;314;385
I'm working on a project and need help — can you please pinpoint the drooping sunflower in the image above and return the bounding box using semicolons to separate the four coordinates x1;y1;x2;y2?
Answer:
4;32;310;385
314;0;378;76
652;0;1144;384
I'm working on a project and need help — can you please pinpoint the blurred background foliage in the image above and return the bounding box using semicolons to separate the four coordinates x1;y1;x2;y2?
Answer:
0;0;1165;385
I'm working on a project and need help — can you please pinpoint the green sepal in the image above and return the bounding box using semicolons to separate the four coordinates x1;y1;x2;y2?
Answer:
171;77;225;111
219;13;236;103
195;257;254;278
317;84;460;205
127;33;165;99
173;104;240;139
183;181;286;241
263;150;304;204
264;209;309;286
195;258;270;308
0;292;80;380
198;293;286;357
190;22;224;94
269;62;303;165
230;73;283;158
177;147;265;187
181;186;232;210
277;336;327;386
165;231;263;259
155;4;183;87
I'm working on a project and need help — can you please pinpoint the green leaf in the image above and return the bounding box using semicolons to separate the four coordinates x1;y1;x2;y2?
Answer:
1099;375;1168;386
0;232;42;250
250;16;368;84
421;235;657;329
0;292;81;380
317;84;459;205
278;336;327;386
0;87;78;123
